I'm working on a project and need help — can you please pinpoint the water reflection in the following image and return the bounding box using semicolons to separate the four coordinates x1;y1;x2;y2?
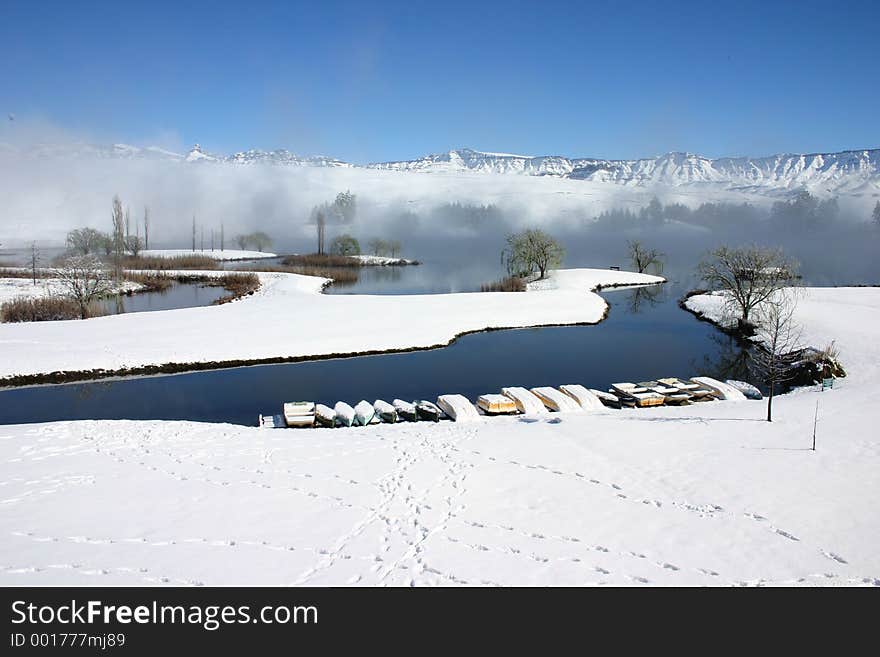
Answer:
98;282;227;315
624;285;666;315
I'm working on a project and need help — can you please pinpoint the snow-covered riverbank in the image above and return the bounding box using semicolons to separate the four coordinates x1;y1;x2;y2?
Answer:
0;268;662;383
0;284;878;586
0;277;142;305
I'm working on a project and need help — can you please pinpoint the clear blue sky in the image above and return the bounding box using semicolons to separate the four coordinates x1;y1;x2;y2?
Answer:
1;0;877;162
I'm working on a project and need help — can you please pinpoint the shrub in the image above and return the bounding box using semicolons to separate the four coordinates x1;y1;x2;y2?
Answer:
121;254;219;270
480;276;526;292
0;296;101;322
209;273;261;305
282;254;363;268
124;272;174;292
0;268;52;280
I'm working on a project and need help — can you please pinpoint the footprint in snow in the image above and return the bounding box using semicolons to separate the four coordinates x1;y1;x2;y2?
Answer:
821;550;848;564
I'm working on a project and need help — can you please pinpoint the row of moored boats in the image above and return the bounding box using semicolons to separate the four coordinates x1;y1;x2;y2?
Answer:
259;376;761;428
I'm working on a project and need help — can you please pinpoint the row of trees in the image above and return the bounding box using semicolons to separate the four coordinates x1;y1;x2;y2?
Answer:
234;231;273;252
367;238;402;258
312;191;358;255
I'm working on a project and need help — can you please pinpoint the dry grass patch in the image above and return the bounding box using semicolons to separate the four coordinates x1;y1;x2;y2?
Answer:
1;296;104;322
122;254;219;270
480;276;526;292
207;273;261;305
282;254;363;268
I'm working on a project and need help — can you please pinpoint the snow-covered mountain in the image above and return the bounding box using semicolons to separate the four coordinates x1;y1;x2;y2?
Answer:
369;147;880;192
4;140;878;194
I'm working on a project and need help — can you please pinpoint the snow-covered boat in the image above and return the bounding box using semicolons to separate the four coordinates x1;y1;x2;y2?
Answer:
501;387;548;415
589;388;623;409
558;384;604;412
530;387;583;412
638;381;692;405
630;391;666;407
334;401;356;427
436;394;480;422
259;413;284;428
657;378;716;401
690;377;747;401
353;400;376;426
393;399;418;422
283;401;315;428
414;400;441;422
476;393;519;415
315;404;336;428
611;382;650;396
725;379;763;400
373;399;398;423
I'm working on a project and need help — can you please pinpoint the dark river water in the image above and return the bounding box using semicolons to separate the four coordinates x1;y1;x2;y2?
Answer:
0;274;751;426
99;282;227;315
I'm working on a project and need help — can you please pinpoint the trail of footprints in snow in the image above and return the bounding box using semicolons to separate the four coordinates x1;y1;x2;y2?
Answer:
0;560;202;586
375;431;477;584
90;444;369;512
457;446;852;568
451;517;717;582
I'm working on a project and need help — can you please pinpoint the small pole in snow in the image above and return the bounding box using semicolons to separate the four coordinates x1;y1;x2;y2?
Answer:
811;400;819;451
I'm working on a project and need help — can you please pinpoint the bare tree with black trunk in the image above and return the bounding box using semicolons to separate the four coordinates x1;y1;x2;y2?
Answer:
54;255;114;320
65;228;105;256
698;245;798;329
750;290;803;422
627;239;664;274
192;216;196;252
30;242;40;285
502;229;564;280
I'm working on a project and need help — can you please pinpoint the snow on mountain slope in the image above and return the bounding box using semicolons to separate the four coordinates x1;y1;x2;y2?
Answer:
6;139;878;195
372;148;880;193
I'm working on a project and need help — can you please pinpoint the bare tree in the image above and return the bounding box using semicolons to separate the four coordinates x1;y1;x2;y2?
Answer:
389;240;401;258
192;215;197;252
235;234;249;250
330;234;360;256
250;231;273;252
749;290;803;422
873;201;880;226
54;255;114;320
30;241;40;285
65;227;105;256
143;206;150;250
111;195;126;282
698;245;798;328
627;240;664;274
316;211;326;255
220;223;224;252
125;235;144;257
368;238;388;256
502;229;564;280
124;206;131;239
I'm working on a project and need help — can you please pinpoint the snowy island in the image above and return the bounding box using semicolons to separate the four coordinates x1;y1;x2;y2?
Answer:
0;268;664;384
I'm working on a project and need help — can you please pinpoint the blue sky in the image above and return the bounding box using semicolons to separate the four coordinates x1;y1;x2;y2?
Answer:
1;0;877;162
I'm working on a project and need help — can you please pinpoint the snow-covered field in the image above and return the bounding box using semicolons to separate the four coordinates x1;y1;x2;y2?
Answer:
0;268;662;381
0;286;878;586
140;249;277;260
0;277;142;305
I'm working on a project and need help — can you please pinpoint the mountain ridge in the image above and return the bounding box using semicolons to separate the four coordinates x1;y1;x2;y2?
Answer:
4;141;878;193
